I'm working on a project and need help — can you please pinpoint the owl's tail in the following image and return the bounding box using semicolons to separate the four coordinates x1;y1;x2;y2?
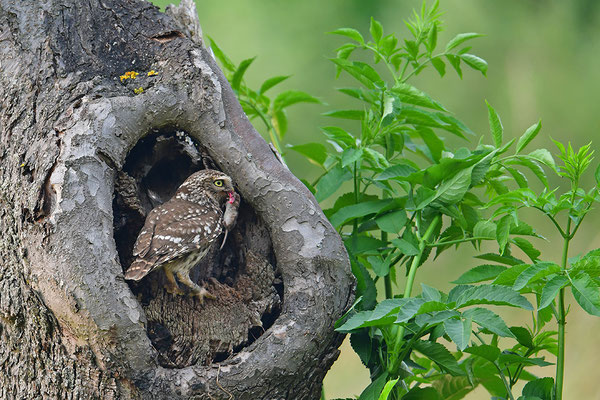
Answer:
124;259;152;281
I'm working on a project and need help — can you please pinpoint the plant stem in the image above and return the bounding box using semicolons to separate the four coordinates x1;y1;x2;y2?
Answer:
388;215;441;373
474;332;515;400
555;230;571;400
383;132;394;299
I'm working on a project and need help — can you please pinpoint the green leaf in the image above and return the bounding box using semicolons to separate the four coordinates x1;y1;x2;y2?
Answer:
207;36;236;72
460;54;487;76
473;220;497;240
492;263;531;286
375;210;407;234
463;344;500;362
330;199;394;228
370;17;384;44
321;126;357;147
315;164;352;202
496;215;512;254
377;379;399;400
434;166;473;205
392;238;420;256
522;377;554;400
328;27;365;44
231;57;256;91
512;237;541;262
376;163;418;181
476;253;524;266
528;149;556;171
432;376;474;400
368;255;391;277
351;259;377;310
509;326;534;348
485;100;503;148
330;58;383;89
341;148;364;168
322;109;365;120
287;143;327;166
445;33;484;52
539;275;569;309
444;317;472;351
413;340;464;376
358;372;388;400
595;163;600;186
454;284;533;310
571;273;600;316
498;353;552;367
446;54;462;78
427;22;438;54
513;262;561;291
431;57;446;77
452;265;507;284
259;75;290;94
391;83;447;111
463;307;515;338
515;120;542;154
273;90;321;111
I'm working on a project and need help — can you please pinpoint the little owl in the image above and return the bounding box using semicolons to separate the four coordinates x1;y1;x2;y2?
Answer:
124;169;239;302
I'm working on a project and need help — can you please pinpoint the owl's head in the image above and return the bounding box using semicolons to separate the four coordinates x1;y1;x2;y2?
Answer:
174;169;235;205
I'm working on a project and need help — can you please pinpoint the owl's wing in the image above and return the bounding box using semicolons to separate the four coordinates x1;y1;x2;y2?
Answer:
132;207;161;258
134;200;223;271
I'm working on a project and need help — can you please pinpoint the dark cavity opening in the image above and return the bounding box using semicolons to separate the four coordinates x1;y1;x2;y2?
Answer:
113;128;281;368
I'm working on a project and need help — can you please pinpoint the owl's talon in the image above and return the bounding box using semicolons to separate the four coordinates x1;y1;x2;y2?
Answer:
192;287;215;304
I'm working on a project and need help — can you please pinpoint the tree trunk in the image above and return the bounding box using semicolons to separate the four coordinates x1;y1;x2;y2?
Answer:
0;1;354;399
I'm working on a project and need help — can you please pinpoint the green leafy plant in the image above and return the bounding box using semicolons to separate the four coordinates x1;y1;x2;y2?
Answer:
208;37;322;156
211;2;600;399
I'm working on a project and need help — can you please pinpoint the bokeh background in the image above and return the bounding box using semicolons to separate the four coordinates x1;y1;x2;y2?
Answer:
151;1;600;398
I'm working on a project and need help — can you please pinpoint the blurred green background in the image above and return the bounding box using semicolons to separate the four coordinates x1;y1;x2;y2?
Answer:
151;1;600;398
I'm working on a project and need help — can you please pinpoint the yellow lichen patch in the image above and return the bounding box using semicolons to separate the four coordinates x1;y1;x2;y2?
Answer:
120;71;139;82
133;87;144;94
147;70;158;76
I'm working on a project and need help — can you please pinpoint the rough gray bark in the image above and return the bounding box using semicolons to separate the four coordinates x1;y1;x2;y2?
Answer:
0;1;354;399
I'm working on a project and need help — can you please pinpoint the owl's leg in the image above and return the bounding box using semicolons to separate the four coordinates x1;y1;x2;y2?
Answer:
175;270;216;304
164;268;185;295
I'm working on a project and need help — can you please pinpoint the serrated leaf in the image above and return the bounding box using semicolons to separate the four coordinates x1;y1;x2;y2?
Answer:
496;215;512;254
463;307;515;338
403;387;443;400
444;317;472;350
510;326;534;348
485;100;503;148
330;199;393;228
473;220;497;239
539;275;569;309
516;120;542;154
392;238;420;256
512;237;541;262
431;57;446;77
287;143;327;166
460;54;487;76
522;377;554;400
455;284;533;310
273;90;321;111
328;27;365;44
571;273;600;316
513;262;561;291
492;263;531;286
259;75;290;94
391;83;447;111
445;33;484;52
358;373;388;400
453;264;507;284
413;340;464;376
434;167;473;205
370;17;383;44
446;54;462;78
341;147;364;168
315;164;352;202
432;376;474;400
375;210;407;234
528;149;556;171
476;253;524;266
376;163;418;181
595;163;600;186
322;109;364;120
231;57;255;91
321;126;356;147
463;344;500;362
207;36;236;72
330;58;383;89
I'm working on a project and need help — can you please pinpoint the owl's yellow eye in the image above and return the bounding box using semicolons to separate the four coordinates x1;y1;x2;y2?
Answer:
214;179;224;187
